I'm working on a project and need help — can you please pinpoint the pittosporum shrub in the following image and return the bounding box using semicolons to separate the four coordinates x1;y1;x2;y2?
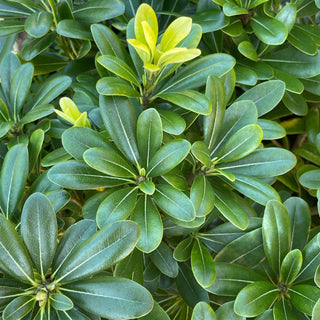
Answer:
0;0;320;319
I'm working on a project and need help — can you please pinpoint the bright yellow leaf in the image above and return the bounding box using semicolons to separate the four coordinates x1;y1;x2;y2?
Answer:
144;63;161;73
159;17;192;52
127;39;151;64
141;21;157;58
134;3;158;47
158;48;201;66
74;112;90;128
59;97;82;121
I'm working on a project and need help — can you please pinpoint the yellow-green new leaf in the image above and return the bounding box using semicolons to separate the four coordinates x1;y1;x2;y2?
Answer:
141;21;157;57
134;3;158;48
157;48;201;67
127;39;150;64
159;17;192;52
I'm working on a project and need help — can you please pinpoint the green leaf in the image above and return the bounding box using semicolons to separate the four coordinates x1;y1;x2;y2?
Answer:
214;229;264;268
48;160;132;189
21;31;57;61
175;263;210;307
284;197;311;251
30;75;72;109
174;237;194;262
140;301;170;320
137;108;162;167
50;293;73;311
54;220;140;283
191;141;212;167
217;124;262;164
263;49;320;78
211;185;249;230
0;20;24;37
0;214;34;284
257;119;286;140
96;187;137;228
91;24;132;66
301;75;320;95
84;147;137;178
190;175;215;217
223;174;280;205
295;233;320;282
153;184;195;222
24;11;53;38
217;148;296;178
207;262;265;296
235;80;285;116
299;169;320;189
262;200;291;275
99;96;140;167
238;41;258;61
97;55;140;86
62;126;114;161
275;3;296;32
97;77;141;97
282;91;308;116
131;195;163;253
191;239;216;288
210;100;257;156
235;65;258;86
61;276;153;319
28;129;44;172
216;301;245;320
139;180;155;195
273;297;297;320
234;281;278;317
0;144;28;218
156;54;235;93
21;193;57;277
41;147;71;167
192;301;217;320
280;249;302;284
57;19;92;40
147;139;190;177
223;2;247;16
0;0;34;17
10;62;34;119
52;220;96;274
251;17;287;45
272;68;304;94
191;8;228;33
20;104;54;125
0;121;13;138
73;0;124;23
288;26;318;56
149;242;179;278
158;109;186;135
2;295;34;320
204;75;226;150
157;90;212;115
289;285;320;315
115;249;143;284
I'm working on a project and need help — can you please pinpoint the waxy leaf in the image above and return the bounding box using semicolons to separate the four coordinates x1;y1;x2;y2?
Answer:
50;293;73;311
137;108;162;167
149;242;179;278
158;109;186;135
235;80;285;116
0;144;28;218
0;214;34;284
84;147;137;178
132;195;162;253
25;11;53;38
280;249;302;284
153;184;195;222
191;239;216;288
216;301;244;320
191;141;212;167
73;0;125;23
174;237;194;262
62;276;153;319
234;281;278;317
2;295;34;320
21;193;57;277
48;161;132;189
96;187;138;227
217;124;262;164
97;77;141;97
147;139;191;177
262;200;291;275
99;96;140;167
57;19;92;40
52;220;96;275
54;220;140;283
257;119;286;140
289;285;320;315
273;298;297;320
191;301;217;320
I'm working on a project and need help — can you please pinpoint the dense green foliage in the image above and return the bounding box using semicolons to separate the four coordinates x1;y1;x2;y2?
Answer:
0;0;320;319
